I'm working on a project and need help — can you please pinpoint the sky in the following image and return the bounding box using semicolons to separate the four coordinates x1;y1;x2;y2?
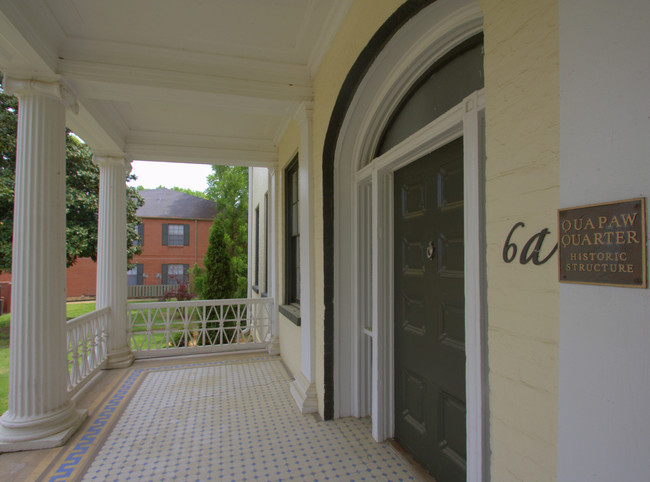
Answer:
128;161;213;192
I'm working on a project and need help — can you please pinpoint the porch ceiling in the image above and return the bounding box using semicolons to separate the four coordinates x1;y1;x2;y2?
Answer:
0;0;352;166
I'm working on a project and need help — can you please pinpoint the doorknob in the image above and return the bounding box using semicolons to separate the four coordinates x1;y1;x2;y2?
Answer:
426;240;436;261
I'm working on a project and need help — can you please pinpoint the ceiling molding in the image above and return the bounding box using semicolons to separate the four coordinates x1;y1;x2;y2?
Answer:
306;0;354;75
65;97;129;154
0;6;57;76
59;59;313;102
68;78;299;117
125;131;278;167
59;38;311;84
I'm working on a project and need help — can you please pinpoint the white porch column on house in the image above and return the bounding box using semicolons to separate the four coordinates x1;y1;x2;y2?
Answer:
266;167;280;355
93;155;134;368
0;77;87;451
290;102;317;413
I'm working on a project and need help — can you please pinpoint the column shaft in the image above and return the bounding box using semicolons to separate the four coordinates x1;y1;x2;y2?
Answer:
0;77;86;451
94;156;134;368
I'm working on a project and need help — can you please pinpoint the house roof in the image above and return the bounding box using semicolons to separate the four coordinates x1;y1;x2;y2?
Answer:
136;188;218;220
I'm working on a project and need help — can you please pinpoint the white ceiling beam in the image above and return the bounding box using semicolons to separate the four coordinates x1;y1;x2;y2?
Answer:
68;79;299;118
58;58;313;103
0;6;57;77
125;131;278;167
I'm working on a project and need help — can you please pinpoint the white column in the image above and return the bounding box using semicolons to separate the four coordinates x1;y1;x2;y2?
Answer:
266;167;280;355
94;155;134;368
290;102;318;413
0;77;86;451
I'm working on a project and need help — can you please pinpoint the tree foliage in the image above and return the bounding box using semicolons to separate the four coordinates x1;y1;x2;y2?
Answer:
204;166;248;298
201;217;236;299
0;79;144;272
0;83;17;271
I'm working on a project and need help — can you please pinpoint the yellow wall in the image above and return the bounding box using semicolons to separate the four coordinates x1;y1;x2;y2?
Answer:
249;167;269;299
276;121;302;378
481;0;560;479
290;0;560;478
311;0;406;419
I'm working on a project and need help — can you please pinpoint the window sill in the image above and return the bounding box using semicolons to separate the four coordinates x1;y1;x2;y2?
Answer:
279;304;301;326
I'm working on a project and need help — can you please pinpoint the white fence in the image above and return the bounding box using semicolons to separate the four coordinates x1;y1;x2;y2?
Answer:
66;307;109;395
127;298;274;358
128;284;176;299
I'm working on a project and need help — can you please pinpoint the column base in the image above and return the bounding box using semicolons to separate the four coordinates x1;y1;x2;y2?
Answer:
290;371;318;414
267;335;280;356
105;346;135;369
0;404;87;453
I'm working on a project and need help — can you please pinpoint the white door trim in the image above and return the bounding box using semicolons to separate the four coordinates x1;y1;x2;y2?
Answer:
332;1;487;480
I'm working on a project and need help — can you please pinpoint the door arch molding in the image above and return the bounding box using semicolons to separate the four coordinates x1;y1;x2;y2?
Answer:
322;0;487;480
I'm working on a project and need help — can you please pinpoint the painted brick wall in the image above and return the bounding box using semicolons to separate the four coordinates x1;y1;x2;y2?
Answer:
63;216;214;298
481;0;560;480
134;217;212;286
66;257;98;298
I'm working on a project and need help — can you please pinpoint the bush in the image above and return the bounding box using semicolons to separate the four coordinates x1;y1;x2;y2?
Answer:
202;216;236;300
159;281;196;302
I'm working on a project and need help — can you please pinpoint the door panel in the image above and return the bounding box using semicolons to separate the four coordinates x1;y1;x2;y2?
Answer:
394;137;465;481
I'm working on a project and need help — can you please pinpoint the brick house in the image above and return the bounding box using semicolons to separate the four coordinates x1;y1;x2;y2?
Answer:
128;188;217;289
65;187;217;298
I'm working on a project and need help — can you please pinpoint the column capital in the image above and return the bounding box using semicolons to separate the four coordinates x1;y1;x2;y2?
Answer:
292;101;314;130
2;76;79;114
92;154;131;173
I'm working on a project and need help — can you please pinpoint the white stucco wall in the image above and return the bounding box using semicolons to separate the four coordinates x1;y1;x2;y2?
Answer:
558;1;650;479
249;167;269;298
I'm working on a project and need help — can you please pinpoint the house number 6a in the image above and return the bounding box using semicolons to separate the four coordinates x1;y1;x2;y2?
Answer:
503;222;558;265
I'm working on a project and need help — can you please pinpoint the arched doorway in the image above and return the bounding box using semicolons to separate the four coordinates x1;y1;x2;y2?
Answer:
324;0;488;479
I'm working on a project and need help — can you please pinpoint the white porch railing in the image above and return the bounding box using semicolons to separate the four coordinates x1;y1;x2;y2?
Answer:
127;298;274;358
66;307;109;395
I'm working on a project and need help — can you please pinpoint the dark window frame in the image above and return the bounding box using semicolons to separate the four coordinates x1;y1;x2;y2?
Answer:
253;205;260;293
161;263;190;285
262;192;269;298
162;223;190;246
280;155;301;326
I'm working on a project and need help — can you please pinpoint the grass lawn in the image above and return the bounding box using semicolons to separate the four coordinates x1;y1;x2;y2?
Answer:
0;302;98;414
0;300;226;413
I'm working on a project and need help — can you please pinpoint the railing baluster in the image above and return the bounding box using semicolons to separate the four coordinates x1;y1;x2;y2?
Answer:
126;297;274;358
66;307;110;396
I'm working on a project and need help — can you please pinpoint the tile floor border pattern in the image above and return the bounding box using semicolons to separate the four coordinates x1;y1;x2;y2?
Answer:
43;355;275;481
46;355;422;481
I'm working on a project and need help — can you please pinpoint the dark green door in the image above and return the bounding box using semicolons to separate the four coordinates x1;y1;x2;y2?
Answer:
394;137;466;480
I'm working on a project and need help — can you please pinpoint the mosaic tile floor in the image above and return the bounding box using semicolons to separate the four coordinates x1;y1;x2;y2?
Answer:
47;356;423;481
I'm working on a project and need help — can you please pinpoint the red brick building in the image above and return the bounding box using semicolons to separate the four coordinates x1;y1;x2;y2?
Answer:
65;187;217;299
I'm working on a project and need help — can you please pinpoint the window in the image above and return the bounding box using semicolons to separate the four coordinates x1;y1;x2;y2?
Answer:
134;223;144;245
162;223;189;246
280;156;300;325
161;263;189;285
127;263;144;285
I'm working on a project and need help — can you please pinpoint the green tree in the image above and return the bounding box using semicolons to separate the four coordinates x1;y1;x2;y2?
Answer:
0;83;17;271
0;79;144;271
201;217;236;300
205;166;248;297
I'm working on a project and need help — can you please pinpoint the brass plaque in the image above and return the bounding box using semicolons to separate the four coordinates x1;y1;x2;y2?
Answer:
558;198;646;288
